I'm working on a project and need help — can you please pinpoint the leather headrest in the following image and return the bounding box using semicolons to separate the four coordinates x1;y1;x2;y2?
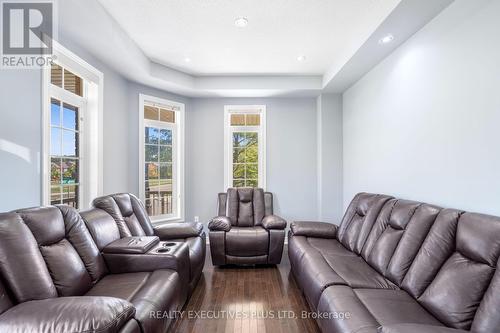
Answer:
388;200;420;230
16;207;65;245
238;188;254;203
457;212;500;266
112;194;134;217
355;199;370;216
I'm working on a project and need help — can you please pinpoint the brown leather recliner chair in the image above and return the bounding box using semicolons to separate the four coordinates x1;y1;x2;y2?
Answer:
208;188;287;265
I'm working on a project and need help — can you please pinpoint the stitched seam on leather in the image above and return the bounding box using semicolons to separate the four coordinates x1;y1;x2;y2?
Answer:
381;203;421;275
59;207;101;283
304;237;334;281
330;292;380;331
352;325;379;333
290;237;306;277
110;197;132;238
15;217;58;300
402;210;462;297
386;204;438;284
363;200;398;258
354;293;381;329
310;239;350;287
73;304;135;333
355;195;380;254
307;236;353;258
267;229;271;263
127;273;151;301
338;194;361;243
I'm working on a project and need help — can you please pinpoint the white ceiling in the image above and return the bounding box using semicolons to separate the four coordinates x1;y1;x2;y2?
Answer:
96;0;401;76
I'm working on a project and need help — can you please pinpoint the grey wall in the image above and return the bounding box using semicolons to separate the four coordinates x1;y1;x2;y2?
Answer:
317;94;343;223
343;0;500;215
0;17;132;210
0;69;42;209
187;98;318;226
47;34;132;203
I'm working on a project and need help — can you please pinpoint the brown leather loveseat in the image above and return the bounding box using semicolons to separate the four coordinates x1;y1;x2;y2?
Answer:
288;193;500;333
0;199;205;332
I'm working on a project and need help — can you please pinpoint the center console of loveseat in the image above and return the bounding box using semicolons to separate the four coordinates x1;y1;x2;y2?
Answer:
101;236;190;303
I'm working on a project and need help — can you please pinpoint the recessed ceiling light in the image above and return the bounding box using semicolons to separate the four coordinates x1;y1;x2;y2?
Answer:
184;57;191;63
379;34;394;44
297;55;306;62
234;17;248;28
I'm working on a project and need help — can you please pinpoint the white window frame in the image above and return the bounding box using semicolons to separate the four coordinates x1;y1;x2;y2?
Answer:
139;94;185;223
41;41;104;209
224;105;267;190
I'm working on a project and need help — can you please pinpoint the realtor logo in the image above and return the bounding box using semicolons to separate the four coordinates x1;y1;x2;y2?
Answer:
1;1;56;68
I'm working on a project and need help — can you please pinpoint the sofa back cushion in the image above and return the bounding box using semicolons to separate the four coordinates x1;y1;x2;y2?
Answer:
0;212;57;302
471;261;500;333
217;188;273;227
92;193;155;238
401;209;461;298
417;212;500;330
80;208;121;250
0;206;107;302
57;206;108;284
337;193;393;254
361;199;441;286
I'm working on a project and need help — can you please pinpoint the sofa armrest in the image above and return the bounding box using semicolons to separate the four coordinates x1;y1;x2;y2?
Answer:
0;296;135;333
153;222;203;240
379;324;468;333
262;215;287;230
103;241;190;277
208;216;232;232
290;221;337;238
103;236;159;254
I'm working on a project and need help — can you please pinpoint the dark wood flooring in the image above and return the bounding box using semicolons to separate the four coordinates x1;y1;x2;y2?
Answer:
170;246;320;333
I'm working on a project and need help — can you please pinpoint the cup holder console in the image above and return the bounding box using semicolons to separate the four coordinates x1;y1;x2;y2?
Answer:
156;247;170;254
163;242;177;247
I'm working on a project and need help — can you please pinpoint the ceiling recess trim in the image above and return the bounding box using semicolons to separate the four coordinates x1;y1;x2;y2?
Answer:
59;0;454;98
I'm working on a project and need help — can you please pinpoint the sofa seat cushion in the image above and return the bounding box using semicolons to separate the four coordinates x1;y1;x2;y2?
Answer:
322;254;397;290
317;286;380;333
225;226;268;256
307;237;358;257
379;324;469;333
0;296;135;333
317;286;444;333
298;248;347;309
355;289;442;326
87;271;180;333
288;235;396;309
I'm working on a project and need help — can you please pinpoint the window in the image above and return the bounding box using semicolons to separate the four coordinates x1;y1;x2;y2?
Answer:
42;43;103;209
47;64;85;208
50;98;81;207
224;105;266;189
139;95;184;222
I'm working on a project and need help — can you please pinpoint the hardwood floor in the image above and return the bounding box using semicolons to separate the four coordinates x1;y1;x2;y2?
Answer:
170;246;320;333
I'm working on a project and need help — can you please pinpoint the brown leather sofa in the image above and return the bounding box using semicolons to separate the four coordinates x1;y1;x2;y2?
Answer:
288;193;500;333
208;188;287;265
0;205;186;333
88;193;206;292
